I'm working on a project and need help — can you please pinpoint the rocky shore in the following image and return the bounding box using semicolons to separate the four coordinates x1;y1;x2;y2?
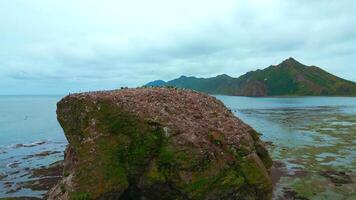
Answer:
0;160;63;200
46;88;273;200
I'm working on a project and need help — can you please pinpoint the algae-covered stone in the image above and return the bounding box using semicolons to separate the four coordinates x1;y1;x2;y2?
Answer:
47;88;273;200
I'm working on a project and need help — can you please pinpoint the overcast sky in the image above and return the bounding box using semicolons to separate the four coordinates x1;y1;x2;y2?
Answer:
1;0;356;94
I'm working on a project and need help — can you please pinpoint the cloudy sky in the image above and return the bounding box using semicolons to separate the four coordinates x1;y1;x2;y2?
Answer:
1;0;356;94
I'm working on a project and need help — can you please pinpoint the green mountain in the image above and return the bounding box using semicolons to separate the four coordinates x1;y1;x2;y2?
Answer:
145;58;356;97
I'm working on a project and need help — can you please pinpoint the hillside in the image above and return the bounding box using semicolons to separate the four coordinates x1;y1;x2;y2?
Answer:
146;74;243;95
145;58;356;97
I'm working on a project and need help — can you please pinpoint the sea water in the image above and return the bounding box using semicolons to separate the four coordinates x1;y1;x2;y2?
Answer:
217;96;356;200
0;95;66;198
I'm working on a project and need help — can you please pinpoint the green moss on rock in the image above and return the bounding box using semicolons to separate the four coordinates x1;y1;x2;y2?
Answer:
50;88;273;200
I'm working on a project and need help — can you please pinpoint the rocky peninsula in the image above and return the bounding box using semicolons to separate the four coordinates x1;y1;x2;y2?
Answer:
47;88;273;200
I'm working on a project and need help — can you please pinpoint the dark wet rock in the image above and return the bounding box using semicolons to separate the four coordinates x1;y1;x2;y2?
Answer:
23;151;62;160
0;161;63;199
37;150;61;156
3;181;13;188
0;173;8;181
8;162;20;168
273;161;286;168
277;187;310;200
319;170;353;186
48;88;273;200
30;160;63;178
20;177;61;191
9;170;21;175
264;141;274;147
5;186;21;194
20;172;30;178
16;160;63;192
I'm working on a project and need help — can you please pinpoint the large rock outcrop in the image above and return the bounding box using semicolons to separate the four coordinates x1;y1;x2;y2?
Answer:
48;88;273;200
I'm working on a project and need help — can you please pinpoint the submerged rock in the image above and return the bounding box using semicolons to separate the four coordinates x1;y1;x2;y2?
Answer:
319;170;353;186
276;188;310;200
47;88;273;200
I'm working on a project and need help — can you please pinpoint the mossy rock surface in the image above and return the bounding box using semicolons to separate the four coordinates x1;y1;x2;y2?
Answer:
47;88;273;200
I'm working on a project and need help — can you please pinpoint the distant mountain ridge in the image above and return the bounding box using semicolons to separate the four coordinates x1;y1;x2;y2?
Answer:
145;58;356;97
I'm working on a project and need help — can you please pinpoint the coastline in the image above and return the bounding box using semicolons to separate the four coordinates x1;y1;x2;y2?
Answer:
1;95;355;199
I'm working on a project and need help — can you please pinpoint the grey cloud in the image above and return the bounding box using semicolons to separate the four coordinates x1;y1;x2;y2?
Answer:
0;0;355;94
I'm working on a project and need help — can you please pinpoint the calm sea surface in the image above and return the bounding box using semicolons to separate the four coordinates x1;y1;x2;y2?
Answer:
0;95;66;198
0;95;355;199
